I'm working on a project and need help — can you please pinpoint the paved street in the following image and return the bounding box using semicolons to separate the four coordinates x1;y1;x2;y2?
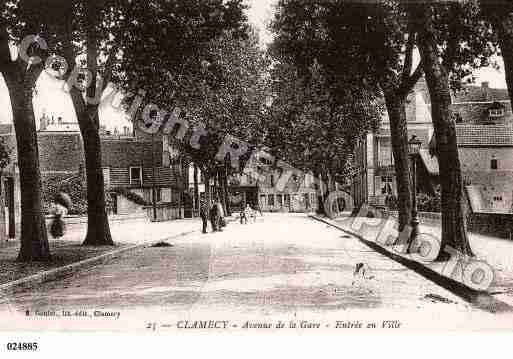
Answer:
0;214;510;330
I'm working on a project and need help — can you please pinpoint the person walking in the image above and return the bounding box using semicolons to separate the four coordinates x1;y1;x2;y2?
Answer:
244;203;253;224
210;197;221;232
199;198;210;234
240;207;247;224
216;198;226;229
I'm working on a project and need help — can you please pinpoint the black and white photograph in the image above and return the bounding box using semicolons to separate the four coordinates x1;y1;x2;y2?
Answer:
1;0;513;354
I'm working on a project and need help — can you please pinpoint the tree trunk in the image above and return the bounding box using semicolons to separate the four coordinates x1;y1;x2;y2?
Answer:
6;72;50;261
1;25;50;261
204;171;212;205
0;173;5;241
320;171;330;215
193;164;199;216
77;107;114;246
494;15;513;103
314;170;325;215
416;20;474;258
223;160;231;216
217;168;225;213
66;0;113;246
69;87;113;246
384;92;412;233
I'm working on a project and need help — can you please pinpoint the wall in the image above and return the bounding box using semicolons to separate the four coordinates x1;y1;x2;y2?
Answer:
116;194;147;216
459;147;513;172
383;209;513;240
459;147;513;211
467;212;513;239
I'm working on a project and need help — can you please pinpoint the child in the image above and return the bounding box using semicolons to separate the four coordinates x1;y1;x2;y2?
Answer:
50;192;71;238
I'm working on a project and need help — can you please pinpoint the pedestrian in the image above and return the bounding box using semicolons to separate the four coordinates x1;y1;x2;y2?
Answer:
254;202;263;217
199;198;210;234
216;199;226;229
240;207;247;224
244;204;253;224
210;197;221;232
50;192;72;238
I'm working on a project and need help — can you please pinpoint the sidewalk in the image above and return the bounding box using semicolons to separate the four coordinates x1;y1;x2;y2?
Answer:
314;214;513;312
0;217;202;286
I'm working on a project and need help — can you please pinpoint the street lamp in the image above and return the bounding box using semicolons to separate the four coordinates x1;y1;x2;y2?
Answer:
408;135;422;246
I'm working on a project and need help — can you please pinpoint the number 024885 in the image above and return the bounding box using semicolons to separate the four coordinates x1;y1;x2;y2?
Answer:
6;342;38;351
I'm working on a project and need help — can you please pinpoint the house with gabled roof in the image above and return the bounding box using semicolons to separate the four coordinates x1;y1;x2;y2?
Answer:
351;77;434;208
351;79;513;213
0;122;187;238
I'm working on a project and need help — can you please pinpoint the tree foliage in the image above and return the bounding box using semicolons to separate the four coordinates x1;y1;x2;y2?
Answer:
266;60;381;184
269;1;384;185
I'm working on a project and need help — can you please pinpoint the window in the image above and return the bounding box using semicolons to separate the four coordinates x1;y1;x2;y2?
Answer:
102;167;110;188
259;195;266;207
489;108;504;117
491;159;498;170
276;194;283;207
151;188;162;203
493;196;503;202
284;194;291;207
304;193;310;209
129;167;142;185
381;176;393;195
268;194;275;206
378;140;393;166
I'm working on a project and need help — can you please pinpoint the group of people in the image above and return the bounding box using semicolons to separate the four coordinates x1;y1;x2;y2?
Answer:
240;204;258;224
199;198;263;233
200;198;227;234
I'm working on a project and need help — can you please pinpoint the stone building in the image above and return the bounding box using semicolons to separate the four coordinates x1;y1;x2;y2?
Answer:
351;77;434;208
228;154;320;213
351;80;513;213
0;123;186;238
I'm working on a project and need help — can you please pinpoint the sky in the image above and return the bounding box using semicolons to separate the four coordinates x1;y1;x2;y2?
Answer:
0;0;508;128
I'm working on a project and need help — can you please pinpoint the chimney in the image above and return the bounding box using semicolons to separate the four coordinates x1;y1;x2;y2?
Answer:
481;82;489;89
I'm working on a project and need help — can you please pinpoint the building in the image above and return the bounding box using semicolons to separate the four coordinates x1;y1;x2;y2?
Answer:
351;79;513;213
351;77;434;208
228;157;320;213
452;82;513;212
0;124;186;238
39;111;80;132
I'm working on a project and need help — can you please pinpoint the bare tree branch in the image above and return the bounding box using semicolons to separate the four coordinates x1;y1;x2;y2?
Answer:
398;61;423;98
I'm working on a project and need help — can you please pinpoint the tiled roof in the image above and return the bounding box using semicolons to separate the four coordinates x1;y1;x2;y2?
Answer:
101;139;163;168
38;132;85;172
452;85;509;103
455;125;513;146
0;132;165;170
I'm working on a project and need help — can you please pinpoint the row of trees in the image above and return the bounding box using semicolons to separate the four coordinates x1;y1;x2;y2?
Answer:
268;0;513;258
2;0;512;263
0;0;257;261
